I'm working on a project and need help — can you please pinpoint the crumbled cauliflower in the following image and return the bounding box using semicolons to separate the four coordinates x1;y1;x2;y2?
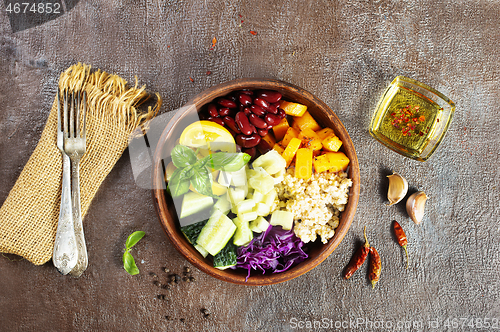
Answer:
276;170;352;244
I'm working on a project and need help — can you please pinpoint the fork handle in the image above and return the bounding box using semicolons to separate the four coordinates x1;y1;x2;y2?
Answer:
69;159;88;277
53;154;78;275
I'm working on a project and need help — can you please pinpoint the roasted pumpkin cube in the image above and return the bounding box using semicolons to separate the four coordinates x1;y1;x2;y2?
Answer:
316;127;335;140
279;100;308;117
281;127;300;147
313;152;350;173
257;132;276;154
295;148;313;179
292;111;321;132
282;137;302;167
298;128;323;151
322;134;343;152
272;118;290;142
273;143;285;154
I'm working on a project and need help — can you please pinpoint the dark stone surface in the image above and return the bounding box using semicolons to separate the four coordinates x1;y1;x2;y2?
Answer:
1;0;499;331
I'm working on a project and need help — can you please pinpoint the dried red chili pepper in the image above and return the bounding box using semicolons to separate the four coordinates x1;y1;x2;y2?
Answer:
368;247;381;289
343;226;370;280
393;220;409;269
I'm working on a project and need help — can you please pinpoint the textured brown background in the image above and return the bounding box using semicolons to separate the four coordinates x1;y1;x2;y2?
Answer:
1;0;499;331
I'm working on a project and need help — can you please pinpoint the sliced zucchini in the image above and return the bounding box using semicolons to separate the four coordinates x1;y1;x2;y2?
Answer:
270;210;294;230
213;241;237;270
179;191;214;220
196;211;236;256
232;216;253;246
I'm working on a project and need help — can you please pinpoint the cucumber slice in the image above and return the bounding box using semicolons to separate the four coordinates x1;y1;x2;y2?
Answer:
213;241;237;269
212;196;231;215
181;220;208;244
249;216;270;233
179;192;214;221
195;244;209;258
196;211;236;256
251;191;265;204
232;217;253;246
270;210;294;230
263;189;277;207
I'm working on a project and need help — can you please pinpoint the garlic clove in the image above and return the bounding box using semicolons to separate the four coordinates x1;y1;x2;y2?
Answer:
406;191;428;224
387;173;408;206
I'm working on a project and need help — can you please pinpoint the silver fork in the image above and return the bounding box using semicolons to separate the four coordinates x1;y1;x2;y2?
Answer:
53;89;78;275
65;90;88;278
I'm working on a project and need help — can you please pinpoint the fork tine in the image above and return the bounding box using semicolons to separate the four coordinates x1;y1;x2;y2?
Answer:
69;92;75;138
63;90;69;137
76;91;81;137
57;89;61;132
81;91;86;138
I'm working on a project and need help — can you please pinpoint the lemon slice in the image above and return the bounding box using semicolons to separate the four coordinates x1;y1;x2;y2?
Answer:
179;120;236;153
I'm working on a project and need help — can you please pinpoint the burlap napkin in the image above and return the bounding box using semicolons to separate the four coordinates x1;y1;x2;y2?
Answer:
0;63;161;265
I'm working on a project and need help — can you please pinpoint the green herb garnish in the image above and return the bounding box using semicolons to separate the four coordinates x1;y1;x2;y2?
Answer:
167;145;251;198
123;231;145;275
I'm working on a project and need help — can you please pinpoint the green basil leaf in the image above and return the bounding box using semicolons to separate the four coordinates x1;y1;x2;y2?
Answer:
171;145;197;168
125;231;146;249
123;251;140;275
190;166;214;197
208;152;251;172
168;168;191;197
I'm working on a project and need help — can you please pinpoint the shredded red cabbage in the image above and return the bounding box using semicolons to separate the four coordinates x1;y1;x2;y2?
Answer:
236;224;308;281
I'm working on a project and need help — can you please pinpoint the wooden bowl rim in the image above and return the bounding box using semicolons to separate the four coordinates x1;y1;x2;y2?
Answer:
152;78;360;285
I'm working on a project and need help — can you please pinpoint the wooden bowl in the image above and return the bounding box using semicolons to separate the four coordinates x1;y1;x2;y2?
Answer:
152;78;360;285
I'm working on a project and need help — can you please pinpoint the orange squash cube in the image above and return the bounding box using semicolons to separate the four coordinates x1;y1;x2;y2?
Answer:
273;143;285;154
257;132;276;154
295;148;313;179
316;127;335;140
282;137;302;167
292;111;321;132
272;118;290;142
313;152;350;173
298;128;323;151
322;134;343;152
279;100;308;117
281;127;300;147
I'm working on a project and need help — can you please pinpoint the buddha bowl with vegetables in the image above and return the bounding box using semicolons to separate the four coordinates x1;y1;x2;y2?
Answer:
152;78;360;285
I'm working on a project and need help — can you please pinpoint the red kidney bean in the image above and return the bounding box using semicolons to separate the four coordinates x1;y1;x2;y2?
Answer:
257;128;268;137
257;90;282;103
238;103;245;112
267;124;273;130
218;107;231;117
242;147;257;161
208;103;219;117
248;113;268;129
208;117;225;126
235;111;253;135
250;105;267;116
243;107;251;115
236;134;261;148
253;98;271;111
267;103;279;114
238;94;253;107
250;124;257;134
239;90;254;96
218;98;237;109
264;113;281;127
198;112;209;120
278;108;286;119
225;126;237;137
223;116;241;134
